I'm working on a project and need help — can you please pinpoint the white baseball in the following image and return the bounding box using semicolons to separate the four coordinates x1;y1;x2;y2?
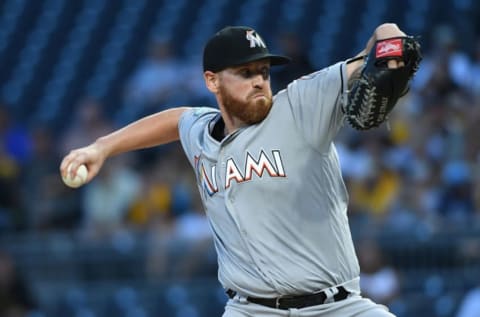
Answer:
62;164;88;188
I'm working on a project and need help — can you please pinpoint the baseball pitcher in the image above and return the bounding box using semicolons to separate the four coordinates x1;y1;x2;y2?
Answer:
61;23;421;317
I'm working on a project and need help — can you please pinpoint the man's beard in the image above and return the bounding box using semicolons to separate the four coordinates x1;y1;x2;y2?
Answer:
219;86;273;124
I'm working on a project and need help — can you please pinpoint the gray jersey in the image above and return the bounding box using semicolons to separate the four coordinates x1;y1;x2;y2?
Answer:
178;61;359;298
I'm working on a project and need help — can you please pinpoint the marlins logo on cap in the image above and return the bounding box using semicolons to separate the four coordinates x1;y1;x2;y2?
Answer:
246;30;266;48
203;26;290;72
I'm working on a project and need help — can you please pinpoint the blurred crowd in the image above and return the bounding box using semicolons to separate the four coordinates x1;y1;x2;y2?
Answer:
0;23;480;316
339;24;480;233
1;24;479;236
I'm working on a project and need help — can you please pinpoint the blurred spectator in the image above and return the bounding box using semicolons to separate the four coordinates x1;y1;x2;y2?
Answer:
0;151;21;231
349;164;400;222
470;38;480;100
474;163;480;218
0;103;32;165
0;250;37;317
144;207;176;280
271;31;315;92
116;39;187;125
23;126;82;231
128;180;172;229
126;155;177;230
171;183;215;278
0;106;26;232
182;56;217;106
140;150;214;279
81;156;141;241
436;160;475;224
337;135;375;182
357;238;400;306
172;183;211;242
59;96;113;156
455;285;480;317
144;180;215;280
345;133;401;224
413;24;472;98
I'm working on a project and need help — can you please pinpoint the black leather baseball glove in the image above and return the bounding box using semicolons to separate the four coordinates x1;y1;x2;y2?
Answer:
344;36;422;130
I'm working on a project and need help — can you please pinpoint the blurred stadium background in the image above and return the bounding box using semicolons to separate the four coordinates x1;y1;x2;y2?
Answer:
1;0;480;316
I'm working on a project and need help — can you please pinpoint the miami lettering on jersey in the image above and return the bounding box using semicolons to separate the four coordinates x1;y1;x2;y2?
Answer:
194;150;286;196
194;155;218;196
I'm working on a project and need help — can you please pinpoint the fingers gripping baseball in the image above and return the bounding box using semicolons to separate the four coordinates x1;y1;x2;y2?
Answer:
59;144;106;186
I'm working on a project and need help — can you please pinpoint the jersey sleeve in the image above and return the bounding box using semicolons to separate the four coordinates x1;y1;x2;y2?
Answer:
178;107;219;167
284;61;348;151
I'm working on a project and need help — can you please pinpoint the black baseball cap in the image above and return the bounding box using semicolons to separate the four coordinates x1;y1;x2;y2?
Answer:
203;26;290;72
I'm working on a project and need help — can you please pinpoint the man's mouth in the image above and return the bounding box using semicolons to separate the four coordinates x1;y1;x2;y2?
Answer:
251;93;265;99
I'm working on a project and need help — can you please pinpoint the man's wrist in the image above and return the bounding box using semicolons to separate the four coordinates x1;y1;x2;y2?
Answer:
94;136;113;159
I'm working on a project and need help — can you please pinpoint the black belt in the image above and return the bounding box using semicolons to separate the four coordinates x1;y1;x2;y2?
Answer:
226;286;350;310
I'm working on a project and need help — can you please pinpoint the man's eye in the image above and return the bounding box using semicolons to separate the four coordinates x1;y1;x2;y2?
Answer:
262;68;270;79
241;70;252;78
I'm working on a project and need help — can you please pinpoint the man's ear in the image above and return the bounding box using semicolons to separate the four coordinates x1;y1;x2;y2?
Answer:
204;71;219;93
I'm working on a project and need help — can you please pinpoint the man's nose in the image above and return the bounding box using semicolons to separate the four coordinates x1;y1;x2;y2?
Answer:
252;74;265;88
